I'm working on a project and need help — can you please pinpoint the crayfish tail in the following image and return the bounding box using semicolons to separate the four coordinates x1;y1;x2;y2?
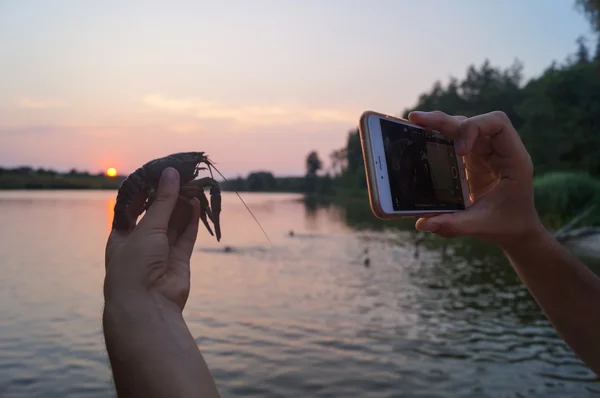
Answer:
112;208;131;231
112;167;147;231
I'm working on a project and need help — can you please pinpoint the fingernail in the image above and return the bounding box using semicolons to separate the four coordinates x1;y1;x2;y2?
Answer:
419;222;439;233
456;139;466;152
162;167;178;184
411;111;427;117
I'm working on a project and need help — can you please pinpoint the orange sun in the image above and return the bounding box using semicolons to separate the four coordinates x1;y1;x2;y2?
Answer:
106;167;118;177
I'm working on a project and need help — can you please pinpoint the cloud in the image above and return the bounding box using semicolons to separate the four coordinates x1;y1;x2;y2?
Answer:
169;124;204;134
0;125;58;135
0;124;129;139
15;97;65;109
142;95;200;113
141;94;358;127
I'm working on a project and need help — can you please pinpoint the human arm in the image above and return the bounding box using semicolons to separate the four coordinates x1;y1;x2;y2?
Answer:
103;167;221;398
501;226;600;374
103;296;220;398
408;110;600;375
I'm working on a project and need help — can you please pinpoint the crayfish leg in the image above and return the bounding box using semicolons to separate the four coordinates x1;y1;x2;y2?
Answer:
181;183;218;239
185;178;221;242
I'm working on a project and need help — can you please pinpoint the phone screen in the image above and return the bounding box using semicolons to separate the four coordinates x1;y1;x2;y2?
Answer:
380;118;465;211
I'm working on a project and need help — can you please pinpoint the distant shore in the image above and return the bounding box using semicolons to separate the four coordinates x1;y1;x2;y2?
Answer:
0;166;313;193
0;169;125;190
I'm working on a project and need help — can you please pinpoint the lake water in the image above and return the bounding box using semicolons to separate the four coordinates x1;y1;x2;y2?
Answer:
0;190;598;397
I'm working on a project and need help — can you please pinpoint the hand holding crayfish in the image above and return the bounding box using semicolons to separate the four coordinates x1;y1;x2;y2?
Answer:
104;167;201;310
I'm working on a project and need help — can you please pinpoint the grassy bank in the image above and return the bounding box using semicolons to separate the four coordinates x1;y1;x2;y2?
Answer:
303;171;600;234
534;171;600;231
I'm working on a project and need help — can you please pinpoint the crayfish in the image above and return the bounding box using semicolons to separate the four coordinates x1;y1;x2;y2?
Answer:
112;152;223;241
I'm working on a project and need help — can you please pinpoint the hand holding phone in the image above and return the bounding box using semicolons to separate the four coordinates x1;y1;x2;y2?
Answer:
359;110;542;247
358;111;471;220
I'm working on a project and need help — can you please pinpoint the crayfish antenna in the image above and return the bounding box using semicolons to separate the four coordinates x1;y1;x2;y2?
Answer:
209;163;273;246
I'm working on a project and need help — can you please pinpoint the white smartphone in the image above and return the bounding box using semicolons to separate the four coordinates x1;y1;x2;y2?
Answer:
358;110;471;220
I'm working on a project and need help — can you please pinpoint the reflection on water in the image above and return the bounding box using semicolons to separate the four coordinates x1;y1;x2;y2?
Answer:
0;190;598;397
105;197;115;236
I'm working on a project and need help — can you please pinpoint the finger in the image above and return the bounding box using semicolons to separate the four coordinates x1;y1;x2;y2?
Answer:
415;207;483;238
105;232;125;266
107;191;145;255
167;197;194;246
457;111;524;158
171;198;201;264
138;167;180;232
169;198;200;276
408;111;467;141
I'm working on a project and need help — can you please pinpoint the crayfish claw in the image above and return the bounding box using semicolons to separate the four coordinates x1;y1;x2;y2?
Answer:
199;197;214;237
199;191;214;223
210;185;222;242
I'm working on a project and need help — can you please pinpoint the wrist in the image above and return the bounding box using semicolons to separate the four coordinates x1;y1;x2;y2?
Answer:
103;291;185;352
498;220;553;255
102;292;204;398
103;290;182;326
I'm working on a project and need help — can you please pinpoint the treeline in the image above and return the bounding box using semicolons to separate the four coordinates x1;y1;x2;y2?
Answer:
0;164;335;193
219;170;333;195
0;166;124;189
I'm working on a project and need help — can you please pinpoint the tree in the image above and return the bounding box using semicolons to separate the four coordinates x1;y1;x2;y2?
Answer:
304;151;323;195
576;36;591;64
246;171;277;191
305;151;322;177
575;0;600;33
345;129;364;173
329;148;347;176
401;59;525;126
516;54;600;176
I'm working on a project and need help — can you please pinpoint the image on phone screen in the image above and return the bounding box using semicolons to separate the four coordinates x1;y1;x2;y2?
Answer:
380;119;465;211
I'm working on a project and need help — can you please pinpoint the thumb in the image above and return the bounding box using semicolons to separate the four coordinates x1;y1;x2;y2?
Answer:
138;167;181;232
415;209;480;238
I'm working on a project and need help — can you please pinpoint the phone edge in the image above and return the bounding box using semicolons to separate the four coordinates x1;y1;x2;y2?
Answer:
358;111;390;220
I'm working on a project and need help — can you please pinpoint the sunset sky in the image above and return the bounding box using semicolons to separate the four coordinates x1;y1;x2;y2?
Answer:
0;0;595;177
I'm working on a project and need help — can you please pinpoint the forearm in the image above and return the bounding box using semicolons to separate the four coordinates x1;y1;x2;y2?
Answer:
502;227;600;375
103;294;220;398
